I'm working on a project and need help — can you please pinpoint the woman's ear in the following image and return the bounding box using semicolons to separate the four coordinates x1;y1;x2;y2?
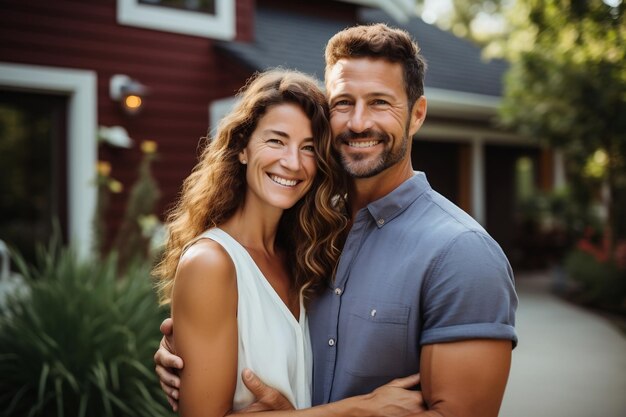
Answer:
239;149;248;165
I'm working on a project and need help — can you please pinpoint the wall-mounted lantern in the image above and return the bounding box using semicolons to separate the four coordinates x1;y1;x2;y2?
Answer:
109;74;148;115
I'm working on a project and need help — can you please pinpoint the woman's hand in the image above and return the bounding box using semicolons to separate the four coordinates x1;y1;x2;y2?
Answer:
359;374;426;417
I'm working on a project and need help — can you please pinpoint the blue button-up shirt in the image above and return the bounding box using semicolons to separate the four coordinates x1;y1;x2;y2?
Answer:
308;172;518;404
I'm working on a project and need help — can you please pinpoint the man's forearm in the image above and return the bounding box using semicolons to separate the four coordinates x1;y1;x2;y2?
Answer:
233;395;373;417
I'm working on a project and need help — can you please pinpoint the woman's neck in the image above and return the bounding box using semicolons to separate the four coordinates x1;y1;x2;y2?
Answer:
220;202;283;256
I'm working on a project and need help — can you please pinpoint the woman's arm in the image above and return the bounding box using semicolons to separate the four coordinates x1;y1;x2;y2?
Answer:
156;316;425;417
172;240;239;417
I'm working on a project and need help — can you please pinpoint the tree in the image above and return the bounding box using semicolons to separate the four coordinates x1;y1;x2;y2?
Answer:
497;0;625;248
416;0;510;44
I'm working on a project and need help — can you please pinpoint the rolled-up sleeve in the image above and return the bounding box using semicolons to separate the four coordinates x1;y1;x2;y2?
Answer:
420;230;518;348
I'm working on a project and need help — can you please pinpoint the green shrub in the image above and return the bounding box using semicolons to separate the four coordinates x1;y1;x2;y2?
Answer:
564;249;626;309
0;242;173;417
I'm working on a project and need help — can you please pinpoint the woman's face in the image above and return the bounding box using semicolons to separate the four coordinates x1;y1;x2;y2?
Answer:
239;103;318;212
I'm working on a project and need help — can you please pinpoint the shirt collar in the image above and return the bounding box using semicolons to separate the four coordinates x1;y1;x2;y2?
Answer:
365;171;431;228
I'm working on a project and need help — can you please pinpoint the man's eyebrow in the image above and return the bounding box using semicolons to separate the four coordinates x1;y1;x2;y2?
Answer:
330;91;396;101
366;92;395;99
329;92;352;99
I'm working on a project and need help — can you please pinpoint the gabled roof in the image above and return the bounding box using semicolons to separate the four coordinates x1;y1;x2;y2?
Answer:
217;7;508;97
217;8;344;80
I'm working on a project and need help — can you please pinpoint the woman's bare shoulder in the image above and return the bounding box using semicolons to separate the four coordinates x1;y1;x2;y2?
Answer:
174;238;236;296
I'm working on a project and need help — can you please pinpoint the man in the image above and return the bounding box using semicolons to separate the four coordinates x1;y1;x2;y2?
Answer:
155;23;518;416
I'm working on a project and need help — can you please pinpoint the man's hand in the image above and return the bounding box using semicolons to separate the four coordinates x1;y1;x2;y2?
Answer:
154;318;184;411
361;374;426;416
231;369;295;413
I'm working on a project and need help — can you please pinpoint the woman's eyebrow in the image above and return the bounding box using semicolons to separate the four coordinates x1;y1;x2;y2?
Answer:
261;129;289;138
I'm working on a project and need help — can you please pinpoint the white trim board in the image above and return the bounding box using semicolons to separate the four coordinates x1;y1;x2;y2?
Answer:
341;0;415;22
425;87;502;119
0;62;97;258
117;0;236;40
209;95;237;134
419;122;531;145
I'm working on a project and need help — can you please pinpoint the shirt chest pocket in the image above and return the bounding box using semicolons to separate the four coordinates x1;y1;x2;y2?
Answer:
344;302;411;377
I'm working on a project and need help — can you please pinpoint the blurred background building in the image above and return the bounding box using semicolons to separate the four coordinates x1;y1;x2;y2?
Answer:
0;0;561;268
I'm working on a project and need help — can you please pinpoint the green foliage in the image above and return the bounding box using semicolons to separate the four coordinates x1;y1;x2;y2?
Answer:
518;186;601;241
564;248;626;309
499;0;626;246
416;0;509;44
0;241;173;417
111;142;162;267
92;161;124;258
94;140;163;267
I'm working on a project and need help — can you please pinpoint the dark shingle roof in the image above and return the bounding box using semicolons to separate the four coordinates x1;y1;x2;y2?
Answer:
360;9;508;96
218;7;508;97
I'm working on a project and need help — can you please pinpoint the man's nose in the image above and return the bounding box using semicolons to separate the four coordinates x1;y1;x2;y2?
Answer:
346;102;373;133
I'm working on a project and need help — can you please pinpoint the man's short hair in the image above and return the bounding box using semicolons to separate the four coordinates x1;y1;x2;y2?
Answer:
324;23;427;109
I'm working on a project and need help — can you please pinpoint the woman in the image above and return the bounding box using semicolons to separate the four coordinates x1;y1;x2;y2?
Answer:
154;69;422;416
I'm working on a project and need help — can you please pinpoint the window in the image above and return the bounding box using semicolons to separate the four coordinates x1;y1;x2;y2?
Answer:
139;0;215;15
117;0;235;40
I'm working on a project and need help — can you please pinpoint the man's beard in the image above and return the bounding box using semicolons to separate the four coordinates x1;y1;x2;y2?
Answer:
335;129;409;178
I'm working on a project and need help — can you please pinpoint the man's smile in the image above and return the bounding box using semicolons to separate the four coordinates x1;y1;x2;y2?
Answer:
347;140;382;148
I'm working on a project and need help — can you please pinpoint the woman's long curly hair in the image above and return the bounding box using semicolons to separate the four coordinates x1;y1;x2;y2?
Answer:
154;69;348;305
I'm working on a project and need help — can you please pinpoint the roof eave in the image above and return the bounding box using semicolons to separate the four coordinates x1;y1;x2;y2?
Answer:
425;87;501;119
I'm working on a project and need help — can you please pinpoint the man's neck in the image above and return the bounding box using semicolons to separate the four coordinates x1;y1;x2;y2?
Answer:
348;162;414;218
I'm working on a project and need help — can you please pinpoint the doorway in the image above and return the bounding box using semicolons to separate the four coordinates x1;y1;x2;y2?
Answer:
485;144;542;268
0;90;68;264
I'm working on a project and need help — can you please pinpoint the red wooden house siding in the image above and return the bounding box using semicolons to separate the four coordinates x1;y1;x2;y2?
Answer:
0;0;254;235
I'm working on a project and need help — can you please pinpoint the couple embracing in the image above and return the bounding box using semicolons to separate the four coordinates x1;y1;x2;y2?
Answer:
153;23;518;417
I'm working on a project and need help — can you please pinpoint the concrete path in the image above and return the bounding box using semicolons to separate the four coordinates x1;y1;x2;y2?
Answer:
500;271;626;417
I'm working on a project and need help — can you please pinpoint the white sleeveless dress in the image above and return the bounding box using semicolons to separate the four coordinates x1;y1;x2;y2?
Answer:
194;228;312;410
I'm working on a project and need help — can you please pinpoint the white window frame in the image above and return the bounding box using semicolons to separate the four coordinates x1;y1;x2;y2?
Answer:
117;0;236;40
0;62;97;259
209;95;237;134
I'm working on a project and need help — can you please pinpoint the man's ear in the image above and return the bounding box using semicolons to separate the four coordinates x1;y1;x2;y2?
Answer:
409;96;427;137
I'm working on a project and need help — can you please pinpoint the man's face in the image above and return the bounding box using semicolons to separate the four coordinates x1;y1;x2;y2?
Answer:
326;57;420;178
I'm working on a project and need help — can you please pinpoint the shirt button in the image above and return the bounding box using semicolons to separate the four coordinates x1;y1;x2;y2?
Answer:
334;287;342;295
328;338;336;346
377;218;385;225
371;309;377;317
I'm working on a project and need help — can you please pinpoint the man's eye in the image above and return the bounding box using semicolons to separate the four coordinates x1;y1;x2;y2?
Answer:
372;99;389;105
334;100;352;107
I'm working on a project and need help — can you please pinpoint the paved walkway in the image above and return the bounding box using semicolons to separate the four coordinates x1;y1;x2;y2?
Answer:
499;271;626;417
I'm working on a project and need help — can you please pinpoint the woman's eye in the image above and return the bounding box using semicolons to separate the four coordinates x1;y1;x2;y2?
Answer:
302;145;315;152
266;139;283;145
